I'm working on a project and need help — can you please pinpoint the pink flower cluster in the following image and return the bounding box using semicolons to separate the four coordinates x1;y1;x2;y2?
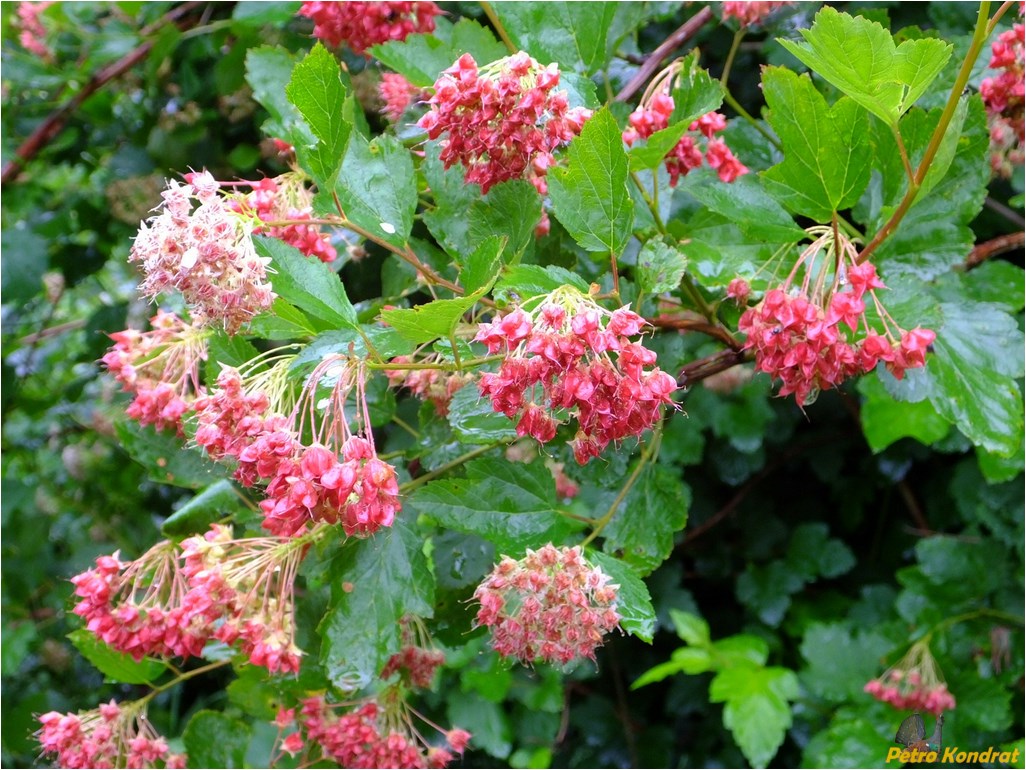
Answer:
101;310;208;434
71;524;306;674
736;231;935;406
475;289;677;465
474;544;621;665
623;100;748;185
38;700;186;769
980;21;1024;177
865;673;956;716
298;1;441;54
130;171;274;333
721;1;792;27
385;355;470;416
237;175;337;263
380;73;425;123
276;697;470;768
16;1;53;58
418;52;592;194
381;644;447;688
194;361;401;538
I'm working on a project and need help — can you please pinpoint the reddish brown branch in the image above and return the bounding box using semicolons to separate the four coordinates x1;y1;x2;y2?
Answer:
677;348;750;387
1;2;205;187
963;231;1026;270
651;313;743;351
614;6;715;103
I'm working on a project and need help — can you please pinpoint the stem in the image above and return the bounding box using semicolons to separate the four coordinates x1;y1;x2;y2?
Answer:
480;2;517;54
720;30;745;86
581;426;662;547
366;354;504;371
723;91;782;152
858;1;995;264
891;124;916;184
614;7;715;103
1;2;205;186
919;607;1026;645
609;251;621;297
630;171;667;232
962;230;1026;268
138;659;232;707
399;443;500;493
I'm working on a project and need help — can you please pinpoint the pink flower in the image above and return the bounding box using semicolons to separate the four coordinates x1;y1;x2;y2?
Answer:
864;640;956;716
298;1;440;54
475;289;676;464
234;174;337;263
721;1;792;27
474;544;621;665
379;73;424;123
418;52;591;194
980;21;1024;177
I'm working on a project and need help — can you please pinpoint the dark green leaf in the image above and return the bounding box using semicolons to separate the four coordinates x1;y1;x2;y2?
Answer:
114;420;222;490
589;551;656;643
285;43;352;189
446;383;517;443
370;17;507;87
493;264;591;301
331;133;417;249
736;561;804;627
680;168;805;243
408;458;575;553
602;465;689;576
318;516;434;688
761;67;872;221
182;710;250;769
858;375;949;452
493;2;643;75
255;236;358;329
786;523;856;581
799;623;894;700
0;227;48;303
448;692;512;759
548;108;634;254
162;479;243;537
67;629;168;685
801;715;887;769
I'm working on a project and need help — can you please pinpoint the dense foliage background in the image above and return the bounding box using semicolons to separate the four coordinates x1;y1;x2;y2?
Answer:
2;2;1023;768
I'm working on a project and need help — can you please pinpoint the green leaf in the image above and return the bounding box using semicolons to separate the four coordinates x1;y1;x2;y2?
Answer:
381;285;491;344
799;622;894;701
205;332;260;378
245;46;314;144
636;240;688;296
761;67;872;221
255;236;358;329
460;236;507;295
291;327;416;368
114;420;222;490
318;516;434;689
680;169;806;243
927;301;1025;456
629;121;690;172
448;692;512;759
182;710;251;769
248;297;318;340
0;227;48;303
161;479;243;537
493;264;591;301
422;145;541;264
548;107;634;254
602;465;689;576
857;375;949;452
669;609;710;647
669;52;724;126
369;17;507;88
446;383;518;443
736;561;805;627
713;635;771;668
801;715;887;769
778;7;952;125
285;43;352;189
492;2;643;75
67;629;168;685
408;458;575;553
710;666;799;769
331;133;417;250
786;523;856;581
589;551;656;643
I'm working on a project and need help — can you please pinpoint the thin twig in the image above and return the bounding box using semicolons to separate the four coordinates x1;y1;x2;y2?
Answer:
962;231;1026;269
677;348;751;387
984;196;1026;227
614;7;715;103
2;2;205;186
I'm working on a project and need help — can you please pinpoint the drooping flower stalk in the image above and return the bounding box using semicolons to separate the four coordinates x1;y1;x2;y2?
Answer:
864;639;957;716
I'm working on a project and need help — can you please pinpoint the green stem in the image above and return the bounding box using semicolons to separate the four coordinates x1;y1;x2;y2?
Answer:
920;608;1025;644
480;2;517;54
720;30;745;86
399;443;501;494
581;425;662;547
138;659;232;707
630;171;667;232
723;91;782;152
366;354;504;372
858;1;994;264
